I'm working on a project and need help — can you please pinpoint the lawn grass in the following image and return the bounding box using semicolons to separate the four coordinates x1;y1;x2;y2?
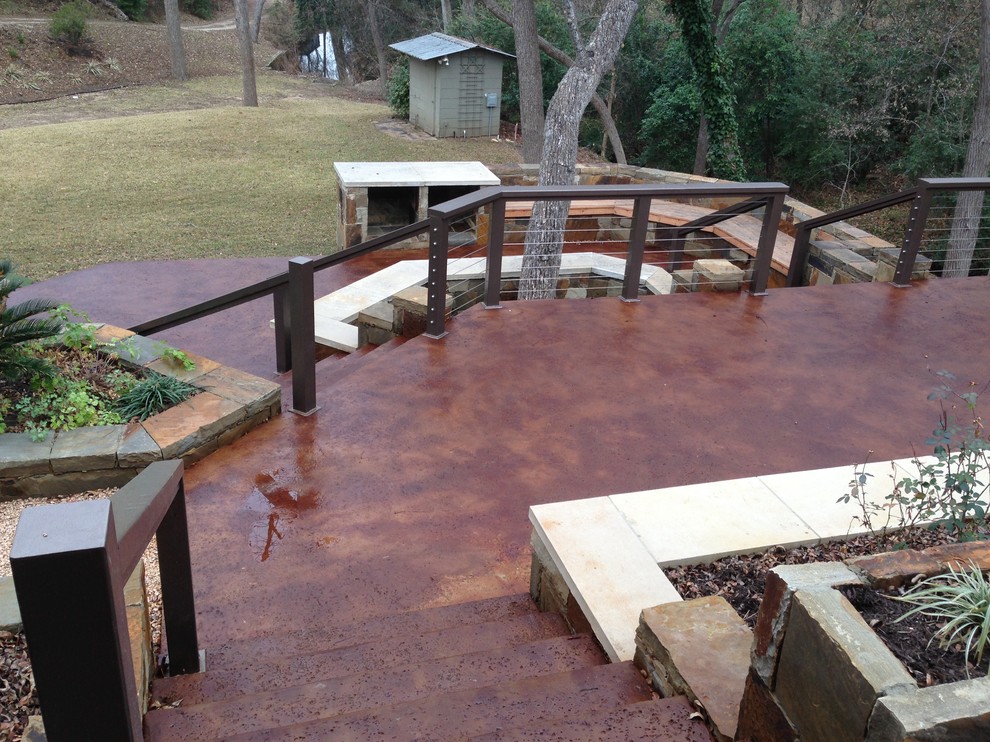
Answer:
2;80;521;279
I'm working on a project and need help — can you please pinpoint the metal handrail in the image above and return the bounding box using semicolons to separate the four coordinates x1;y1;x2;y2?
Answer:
787;177;990;287
424;182;790;337
10;460;197;741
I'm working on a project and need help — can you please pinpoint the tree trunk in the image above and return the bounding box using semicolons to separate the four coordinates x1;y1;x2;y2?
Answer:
512;0;545;163
235;0;258;105
519;0;640;300
366;1;389;86
441;0;453;31
462;0;476;20
332;32;350;83
253;0;266;42
481;0;628;164
943;0;990;278
693;112;709;174
164;0;188;81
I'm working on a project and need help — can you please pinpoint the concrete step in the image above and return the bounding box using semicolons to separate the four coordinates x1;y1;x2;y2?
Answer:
218;661;656;741
153;610;572;706
470;697;714;741
315;334;407;388
143;633;607;741
182;591;538;670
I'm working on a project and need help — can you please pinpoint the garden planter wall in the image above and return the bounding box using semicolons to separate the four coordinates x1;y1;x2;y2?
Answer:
738;543;990;742
0;324;281;498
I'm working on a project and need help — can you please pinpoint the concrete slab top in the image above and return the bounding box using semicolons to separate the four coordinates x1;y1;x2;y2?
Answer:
333;161;501;188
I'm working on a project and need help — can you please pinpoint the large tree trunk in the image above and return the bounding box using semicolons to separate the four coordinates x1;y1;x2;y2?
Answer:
519;0;640;300
481;0;628;164
235;0;258;106
441;0;453;30
332;32;351;83
512;0;545;162
366;1;389;85
943;0;990;278
462;0;476;20
164;0;188;81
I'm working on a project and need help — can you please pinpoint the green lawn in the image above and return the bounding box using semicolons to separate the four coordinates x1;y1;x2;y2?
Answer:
2;79;521;279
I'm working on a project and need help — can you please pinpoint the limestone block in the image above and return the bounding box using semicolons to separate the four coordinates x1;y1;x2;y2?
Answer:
752;563;861;685
125;561;153;714
635;596;751;742
0;431;54;478
529;534;570;617
141;392;245;460
5;468;135;498
50;425;126;474
693;259;745;292
565;287;587;299
876;247;933;281
774;588;915;741
392;286;431;315
194;366;281;418
735;668;799;742
118;424;163;468
846;549;943;590
673;269;694;293
147;351;220;383
867;679;990;741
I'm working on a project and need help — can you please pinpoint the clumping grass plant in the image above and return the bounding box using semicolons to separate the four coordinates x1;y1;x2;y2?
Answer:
893;561;990;677
114;372;198;422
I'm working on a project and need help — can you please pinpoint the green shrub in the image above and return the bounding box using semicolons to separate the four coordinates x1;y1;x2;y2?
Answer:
16;374;122;440
387;59;409;120
50;2;88;50
114;372;198;422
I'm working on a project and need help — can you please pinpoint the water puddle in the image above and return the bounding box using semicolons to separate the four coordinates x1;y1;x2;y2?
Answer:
245;469;319;561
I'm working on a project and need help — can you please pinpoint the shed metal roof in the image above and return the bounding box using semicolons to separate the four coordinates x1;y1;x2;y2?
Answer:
389;32;515;62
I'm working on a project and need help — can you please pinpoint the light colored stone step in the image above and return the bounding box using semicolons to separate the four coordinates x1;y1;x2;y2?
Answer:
529;497;681;662
313;314;360;352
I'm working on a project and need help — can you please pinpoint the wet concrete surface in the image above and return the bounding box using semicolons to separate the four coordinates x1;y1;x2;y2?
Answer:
18;263;990;649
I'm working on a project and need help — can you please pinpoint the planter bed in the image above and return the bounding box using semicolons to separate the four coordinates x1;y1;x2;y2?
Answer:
0;324;281;498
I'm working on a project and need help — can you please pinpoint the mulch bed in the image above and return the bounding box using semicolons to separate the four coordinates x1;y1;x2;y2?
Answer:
665;527;988;687
0;631;37;740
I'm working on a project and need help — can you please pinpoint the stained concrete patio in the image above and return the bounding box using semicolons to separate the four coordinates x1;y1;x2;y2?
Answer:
18;261;990;650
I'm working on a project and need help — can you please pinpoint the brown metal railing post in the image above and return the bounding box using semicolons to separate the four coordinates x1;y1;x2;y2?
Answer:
893;183;935;287
11;501;142;741
787;226;813;287
288;257;318;414
749;193;786;295
156;477;200;675
622;196;652;301
273;284;291;374
426;215;450;338
484;199;507;308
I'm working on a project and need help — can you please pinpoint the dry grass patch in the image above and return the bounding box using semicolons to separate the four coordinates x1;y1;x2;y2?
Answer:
3;90;521;279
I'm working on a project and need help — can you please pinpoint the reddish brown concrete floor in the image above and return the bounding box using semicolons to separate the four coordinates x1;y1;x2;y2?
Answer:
18;265;990;645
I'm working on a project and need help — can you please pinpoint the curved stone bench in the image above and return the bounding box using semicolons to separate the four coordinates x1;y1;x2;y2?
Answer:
0;324;281;498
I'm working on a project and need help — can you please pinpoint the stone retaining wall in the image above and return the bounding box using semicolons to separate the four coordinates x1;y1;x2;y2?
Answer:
487;163;916;289
0;324;281;498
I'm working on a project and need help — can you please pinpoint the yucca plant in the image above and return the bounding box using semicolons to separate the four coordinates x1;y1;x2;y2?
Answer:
0;259;62;381
114;372;198;422
893;560;990;677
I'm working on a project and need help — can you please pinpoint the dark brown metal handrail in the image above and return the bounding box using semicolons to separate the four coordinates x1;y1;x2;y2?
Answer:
425;182;790;337
787;177;990;287
10;460;197;741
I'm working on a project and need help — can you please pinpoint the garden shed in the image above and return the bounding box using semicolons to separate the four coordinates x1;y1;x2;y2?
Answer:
389;32;514;139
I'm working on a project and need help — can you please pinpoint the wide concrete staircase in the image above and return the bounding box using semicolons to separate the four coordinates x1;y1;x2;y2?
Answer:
144;593;713;740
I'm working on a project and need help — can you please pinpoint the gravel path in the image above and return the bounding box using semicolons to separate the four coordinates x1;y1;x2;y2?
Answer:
0;490;163;740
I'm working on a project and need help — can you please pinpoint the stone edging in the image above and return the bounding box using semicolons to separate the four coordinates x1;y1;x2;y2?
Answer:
742;543;990;740
0;324;281;498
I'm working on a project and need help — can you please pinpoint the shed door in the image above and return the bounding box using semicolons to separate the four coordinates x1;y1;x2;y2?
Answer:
458;53;485;137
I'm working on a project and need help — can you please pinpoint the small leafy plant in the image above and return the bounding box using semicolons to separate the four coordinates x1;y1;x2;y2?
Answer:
893;561;990;678
114;372;199;422
157;343;196;371
841;372;990;540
